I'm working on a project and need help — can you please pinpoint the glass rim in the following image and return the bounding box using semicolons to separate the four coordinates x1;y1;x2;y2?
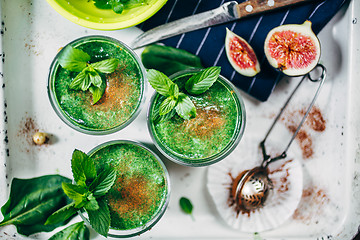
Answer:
47;35;147;135
147;68;246;167
80;139;171;238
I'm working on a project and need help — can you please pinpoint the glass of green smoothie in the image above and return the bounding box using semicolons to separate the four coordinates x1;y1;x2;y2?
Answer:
82;140;170;237
147;68;246;167
48;35;146;135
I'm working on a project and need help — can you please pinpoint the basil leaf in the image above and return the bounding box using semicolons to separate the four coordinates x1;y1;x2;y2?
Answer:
141;44;203;76
45;202;77;226
69;69;87;90
62;182;86;207
159;96;177;116
90;167;117;197
71;149;97;185
87;197;110;237
179;197;193;215
91;58;120;73
175;93;196;120
185;66;221;95
58;46;90;72
84;194;99;211
147;69;176;97
49;221;90;240
0;196;63;226
0;175;73;236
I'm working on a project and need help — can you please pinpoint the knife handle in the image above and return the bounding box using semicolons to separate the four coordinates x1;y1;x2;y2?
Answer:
236;0;314;18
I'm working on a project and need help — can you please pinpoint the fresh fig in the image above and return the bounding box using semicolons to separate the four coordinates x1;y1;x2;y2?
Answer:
264;20;320;76
225;28;260;77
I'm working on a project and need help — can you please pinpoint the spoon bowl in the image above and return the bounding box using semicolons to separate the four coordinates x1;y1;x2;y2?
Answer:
231;167;271;211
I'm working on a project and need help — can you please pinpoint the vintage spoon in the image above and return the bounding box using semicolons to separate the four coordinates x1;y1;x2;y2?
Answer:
232;64;327;211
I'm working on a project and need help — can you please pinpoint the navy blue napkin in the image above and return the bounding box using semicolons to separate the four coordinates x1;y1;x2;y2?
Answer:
138;0;348;101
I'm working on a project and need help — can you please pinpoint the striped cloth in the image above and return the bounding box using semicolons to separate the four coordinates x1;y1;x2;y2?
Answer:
138;0;348;101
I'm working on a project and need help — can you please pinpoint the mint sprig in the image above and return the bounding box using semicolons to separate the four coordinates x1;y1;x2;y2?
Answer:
45;150;116;237
175;93;196;119
147;67;221;121
58;46;120;104
147;69;196;120
58;46;90;72
185;66;221;95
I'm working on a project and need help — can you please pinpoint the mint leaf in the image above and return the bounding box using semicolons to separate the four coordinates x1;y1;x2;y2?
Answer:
91;58;120;73
89;81;106;105
71;150;97;185
80;74;92;91
87;197;110;237
62;183;86;208
49;221;90;240
152;107;176;124
147;69;176;97
175;93;196;120
88;70;102;88
90;167;117;197
159;96;177;116
58;46;90;72
84;194;99;211
179;197;195;220
69;69;88;90
179;197;193;215
45;202;77;226
185;66;221;95
169;83;179;98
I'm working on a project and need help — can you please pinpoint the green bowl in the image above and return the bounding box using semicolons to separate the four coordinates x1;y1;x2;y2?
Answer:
46;0;167;30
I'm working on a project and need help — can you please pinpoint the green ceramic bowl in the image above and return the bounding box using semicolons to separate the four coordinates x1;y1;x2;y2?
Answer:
46;0;167;30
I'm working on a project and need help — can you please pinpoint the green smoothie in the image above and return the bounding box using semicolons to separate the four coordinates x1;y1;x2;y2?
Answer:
48;36;145;134
88;141;170;233
148;70;245;166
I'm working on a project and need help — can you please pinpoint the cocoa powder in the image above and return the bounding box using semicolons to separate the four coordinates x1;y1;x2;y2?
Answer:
282;106;326;159
292;186;330;224
302;107;326;132
17;116;50;152
18;117;39;145
269;159;293;194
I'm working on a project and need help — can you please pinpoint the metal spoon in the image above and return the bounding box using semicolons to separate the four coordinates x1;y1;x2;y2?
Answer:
232;64;327;212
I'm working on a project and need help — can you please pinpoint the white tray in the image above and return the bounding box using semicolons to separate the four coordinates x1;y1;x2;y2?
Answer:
0;0;359;239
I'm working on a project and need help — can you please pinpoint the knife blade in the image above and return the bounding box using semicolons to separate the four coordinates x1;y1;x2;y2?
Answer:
130;0;313;49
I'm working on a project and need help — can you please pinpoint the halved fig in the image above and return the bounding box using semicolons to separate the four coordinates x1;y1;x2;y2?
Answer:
225;28;260;77
264;20;321;76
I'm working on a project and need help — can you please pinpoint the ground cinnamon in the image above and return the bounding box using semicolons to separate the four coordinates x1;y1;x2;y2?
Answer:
95;68;131;112
184;106;225;138
107;174;156;218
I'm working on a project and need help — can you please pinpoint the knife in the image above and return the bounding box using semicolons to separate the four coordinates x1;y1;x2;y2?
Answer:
130;0;313;49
